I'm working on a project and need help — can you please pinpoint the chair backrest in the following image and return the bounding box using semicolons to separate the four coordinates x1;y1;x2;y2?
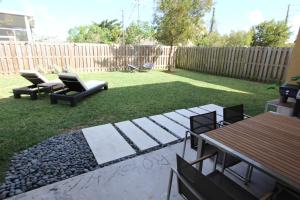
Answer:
189;111;217;150
176;154;233;200
223;104;244;124
58;73;87;92
20;70;48;85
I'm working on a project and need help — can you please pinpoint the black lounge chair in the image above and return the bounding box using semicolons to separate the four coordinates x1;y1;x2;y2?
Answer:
166;154;269;200
50;73;108;106
13;70;64;100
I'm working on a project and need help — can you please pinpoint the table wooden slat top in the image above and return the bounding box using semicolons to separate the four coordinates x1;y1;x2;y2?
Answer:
203;112;300;191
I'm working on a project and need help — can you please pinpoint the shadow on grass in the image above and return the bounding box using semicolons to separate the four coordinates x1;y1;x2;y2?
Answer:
0;80;270;182
169;69;274;93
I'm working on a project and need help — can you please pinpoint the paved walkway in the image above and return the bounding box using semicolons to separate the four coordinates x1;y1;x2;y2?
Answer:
8;104;276;199
8;141;275;200
83;104;224;165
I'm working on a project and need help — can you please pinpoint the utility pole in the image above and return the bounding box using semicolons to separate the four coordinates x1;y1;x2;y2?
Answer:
136;0;140;24
285;4;290;24
121;9;125;45
209;7;215;33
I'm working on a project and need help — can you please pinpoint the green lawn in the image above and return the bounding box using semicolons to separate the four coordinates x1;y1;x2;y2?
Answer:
0;69;277;182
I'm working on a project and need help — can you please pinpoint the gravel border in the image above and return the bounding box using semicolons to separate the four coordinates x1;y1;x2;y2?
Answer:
0;127;185;199
0;131;98;199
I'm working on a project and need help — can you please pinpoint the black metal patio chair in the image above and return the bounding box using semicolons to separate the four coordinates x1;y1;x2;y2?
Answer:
166;153;268;200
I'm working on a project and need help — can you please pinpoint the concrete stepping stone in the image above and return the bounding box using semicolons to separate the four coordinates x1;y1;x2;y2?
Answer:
199;104;224;116
150;115;188;138
188;107;209;115
163;112;190;128
189;106;223;122
115;121;158;151
82;124;136;165
133;117;178;144
175;109;198;118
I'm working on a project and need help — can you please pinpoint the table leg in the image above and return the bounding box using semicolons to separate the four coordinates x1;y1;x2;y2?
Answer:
196;138;205;172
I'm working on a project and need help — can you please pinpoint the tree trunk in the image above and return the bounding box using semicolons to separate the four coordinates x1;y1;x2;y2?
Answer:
167;44;173;71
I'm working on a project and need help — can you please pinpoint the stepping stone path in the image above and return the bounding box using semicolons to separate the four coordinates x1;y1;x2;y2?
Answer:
83;104;225;165
150;115;188;138
175;109;198;118
83;124;136;165
133;117;178;143
163;112;190;128
115;121;158;151
1;104;231;199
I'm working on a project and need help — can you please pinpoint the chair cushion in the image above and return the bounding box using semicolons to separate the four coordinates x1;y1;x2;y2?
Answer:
207;171;257;200
84;80;107;90
20;70;48;84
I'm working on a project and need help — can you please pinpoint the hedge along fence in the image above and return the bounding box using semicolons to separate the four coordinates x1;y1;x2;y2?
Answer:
175;47;293;82
0;42;176;74
0;42;293;83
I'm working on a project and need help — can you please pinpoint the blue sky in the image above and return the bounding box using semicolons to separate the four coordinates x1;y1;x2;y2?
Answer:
1;0;300;41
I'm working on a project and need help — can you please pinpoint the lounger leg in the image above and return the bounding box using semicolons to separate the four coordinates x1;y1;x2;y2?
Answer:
30;93;38;100
70;99;77;107
13;93;21;99
50;96;58;104
104;85;108;90
166;169;174;200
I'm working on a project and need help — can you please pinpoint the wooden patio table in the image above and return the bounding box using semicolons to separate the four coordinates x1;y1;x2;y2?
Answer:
197;112;300;193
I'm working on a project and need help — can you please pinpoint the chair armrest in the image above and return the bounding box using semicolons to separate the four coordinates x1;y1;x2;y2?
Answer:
189;151;218;166
218;120;231;127
243;114;251;119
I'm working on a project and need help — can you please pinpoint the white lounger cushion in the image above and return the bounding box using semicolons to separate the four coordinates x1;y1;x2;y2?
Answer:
84;80;107;90
20;70;62;84
20;70;48;83
59;73;106;90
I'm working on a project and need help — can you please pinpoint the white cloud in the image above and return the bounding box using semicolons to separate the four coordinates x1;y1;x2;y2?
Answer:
248;10;264;24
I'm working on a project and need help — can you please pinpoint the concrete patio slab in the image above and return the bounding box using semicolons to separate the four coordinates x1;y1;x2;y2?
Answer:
163;112;190;128
115;121;159;151
200;104;224;116
82;124;136;165
175;109;198;118
150;114;188;138
186;107;223;122
133;117;178;144
188;107;209;115
9;141;275;200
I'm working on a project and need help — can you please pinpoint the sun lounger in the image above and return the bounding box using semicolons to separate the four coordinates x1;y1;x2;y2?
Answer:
128;63;154;72
13;70;64;100
50;73;108;106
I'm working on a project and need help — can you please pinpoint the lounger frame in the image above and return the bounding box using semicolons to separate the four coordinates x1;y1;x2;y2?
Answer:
50;83;108;106
13;85;59;100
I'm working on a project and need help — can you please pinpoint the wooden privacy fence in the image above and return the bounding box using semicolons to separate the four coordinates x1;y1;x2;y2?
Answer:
0;42;175;74
0;42;293;82
176;47;293;82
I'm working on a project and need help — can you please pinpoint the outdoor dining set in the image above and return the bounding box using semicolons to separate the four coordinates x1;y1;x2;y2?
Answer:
166;104;300;200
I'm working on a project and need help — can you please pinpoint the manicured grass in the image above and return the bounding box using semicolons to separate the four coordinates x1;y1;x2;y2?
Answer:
0;69;277;182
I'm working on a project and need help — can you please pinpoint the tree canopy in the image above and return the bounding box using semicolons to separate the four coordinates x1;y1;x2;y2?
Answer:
154;0;212;70
251;20;291;47
125;21;155;44
155;0;212;46
67;19;122;44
